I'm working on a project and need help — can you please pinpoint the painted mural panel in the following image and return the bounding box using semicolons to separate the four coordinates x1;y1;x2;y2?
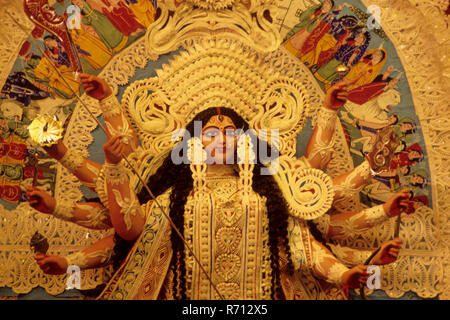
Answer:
0;0;156;208
277;0;431;212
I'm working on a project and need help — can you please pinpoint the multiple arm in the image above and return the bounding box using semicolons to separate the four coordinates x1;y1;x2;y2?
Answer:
53;200;112;230
42;90;138;192
309;235;350;286
32;74;144;275
36;234;116;275
102;157;145;240
32;74;405;292
38;74;144;238
65;234;115;270
305;107;338;170
305;83;350;170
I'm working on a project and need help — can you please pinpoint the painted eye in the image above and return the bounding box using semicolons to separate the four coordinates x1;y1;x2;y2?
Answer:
225;130;237;137
203;129;220;138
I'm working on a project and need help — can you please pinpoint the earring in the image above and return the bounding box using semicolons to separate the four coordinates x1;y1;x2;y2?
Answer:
187;137;207;200
237;134;256;206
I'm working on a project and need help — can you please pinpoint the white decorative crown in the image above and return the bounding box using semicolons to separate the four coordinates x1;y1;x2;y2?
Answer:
122;38;310;158
119;37;334;219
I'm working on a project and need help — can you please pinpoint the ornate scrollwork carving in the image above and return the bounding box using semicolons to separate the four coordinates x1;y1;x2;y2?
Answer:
274;156;334;220
145;0;280;55
122;38;313;158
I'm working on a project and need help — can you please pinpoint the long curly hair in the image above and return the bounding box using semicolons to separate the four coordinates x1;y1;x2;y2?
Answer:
114;107;294;299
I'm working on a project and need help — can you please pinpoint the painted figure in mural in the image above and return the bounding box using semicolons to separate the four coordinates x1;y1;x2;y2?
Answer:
100;0;145;36
32;52;81;97
362;141;425;206
0;102;32;203
123;0;156;28
300;14;359;69
23;0;83;73
394;117;416;144
70;26;114;73
299;5;347;59
404;169;428;190
283;0;337;57
314;31;371;87
70;0;129;53
21;54;58;98
0;72;52;106
343;70;400;106
340;48;388;87
340;88;401;156
43;35;72;69
391;142;424;170
25;75;413;299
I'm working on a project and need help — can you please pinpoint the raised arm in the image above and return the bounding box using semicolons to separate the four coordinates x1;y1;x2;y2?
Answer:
26;186;112;230
41;74;138;192
44;140;102;191
79;74;138;153
103;136;145;240
314;189;413;241
35;234;115;275
332;160;373;210
305;82;350;170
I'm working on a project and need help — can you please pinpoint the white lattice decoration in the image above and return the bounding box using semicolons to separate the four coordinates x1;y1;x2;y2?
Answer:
146;0;281;55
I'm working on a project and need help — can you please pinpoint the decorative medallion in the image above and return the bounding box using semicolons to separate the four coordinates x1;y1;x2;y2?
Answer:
215;254;241;281
275;157;334;220
216;200;243;226
216;226;242;253
216;282;240;300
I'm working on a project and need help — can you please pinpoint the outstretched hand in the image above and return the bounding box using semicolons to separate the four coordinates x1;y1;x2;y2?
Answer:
35;253;68;275
372;238;402;265
80;73;112;101
103;135;127;164
26;186;56;214
383;188;415;217
323;80;353;110
341;265;369;289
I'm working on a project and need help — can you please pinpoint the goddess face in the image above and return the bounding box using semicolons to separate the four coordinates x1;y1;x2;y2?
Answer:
355;33;366;46
201;115;238;165
408;150;421;161
372;50;384;65
410;174;425;186
400;122;414;133
322;0;333;13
